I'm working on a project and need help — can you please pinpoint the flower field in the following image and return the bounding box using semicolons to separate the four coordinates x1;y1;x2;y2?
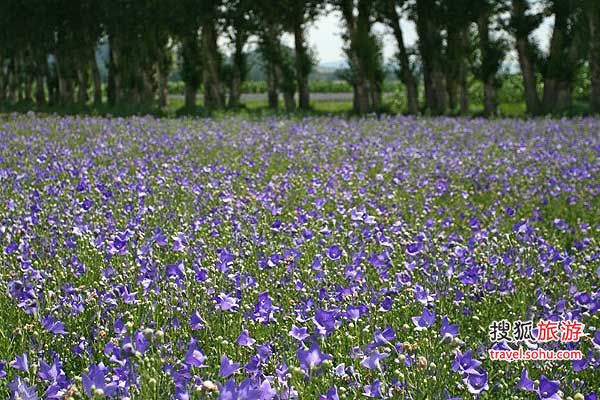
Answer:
0;115;598;399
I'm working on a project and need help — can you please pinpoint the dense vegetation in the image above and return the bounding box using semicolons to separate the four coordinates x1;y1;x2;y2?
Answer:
1;0;599;116
0;114;598;399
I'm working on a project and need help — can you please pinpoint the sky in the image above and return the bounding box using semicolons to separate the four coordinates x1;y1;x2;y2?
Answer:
281;9;554;66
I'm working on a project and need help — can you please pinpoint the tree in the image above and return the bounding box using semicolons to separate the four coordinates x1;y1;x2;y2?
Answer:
472;0;507;116
200;0;226;110
255;0;297;111
509;0;543;114
281;0;323;110
587;0;600;114
223;0;255;108
171;0;203;110
375;0;419;114
442;0;472;114
337;0;384;114
540;0;585;113
414;0;448;115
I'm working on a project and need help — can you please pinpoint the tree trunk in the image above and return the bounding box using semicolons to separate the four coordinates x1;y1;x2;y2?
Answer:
341;0;380;114
22;51;33;102
294;23;310;110
483;81;497;116
590;2;600;114
157;63;168;110
59;77;74;105
0;54;5;103
24;80;33;103
446;25;469;114
542;2;580;114
202;19;224;110
283;90;296;112
108;34;122;106
260;23;283;110
229;71;241;108
370;79;382;110
446;28;458;112
266;64;279;109
77;63;89;105
512;0;540;115
555;80;571;111
46;60;58;105
542;5;563;113
477;14;498;116
35;75;45;105
416;0;447;115
459;78;469;114
56;55;75;106
229;45;243;108
59;76;74;105
515;38;540;114
351;50;371;115
458;29;469;114
7;58;18;103
387;0;418;114
228;32;245;108
180;31;201;110
141;67;154;105
542;77;558;112
91;49;102;106
184;84;197;109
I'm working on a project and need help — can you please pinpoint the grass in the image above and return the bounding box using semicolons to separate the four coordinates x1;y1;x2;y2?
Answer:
2;95;596;120
0;116;598;399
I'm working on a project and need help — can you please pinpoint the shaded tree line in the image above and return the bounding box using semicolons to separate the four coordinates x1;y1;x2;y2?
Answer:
0;0;599;115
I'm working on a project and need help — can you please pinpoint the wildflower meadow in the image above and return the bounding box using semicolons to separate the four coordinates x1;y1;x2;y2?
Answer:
0;114;598;399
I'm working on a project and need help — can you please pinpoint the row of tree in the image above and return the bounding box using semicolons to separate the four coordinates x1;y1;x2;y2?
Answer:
0;0;599;115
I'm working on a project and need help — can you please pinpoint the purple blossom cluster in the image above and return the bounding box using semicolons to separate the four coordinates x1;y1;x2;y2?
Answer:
0;115;598;399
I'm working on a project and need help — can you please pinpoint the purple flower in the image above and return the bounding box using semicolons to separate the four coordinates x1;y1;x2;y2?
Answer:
451;350;481;374
189;310;205;330
10;353;28;372
326;245;342;260
320;387;340;400
464;370;488;394
82;363;117;398
314;308;338;336
373;326;395;346
253;291;279;323
41;316;67;335
518;369;534;391
236;329;256;347
38;357;69;399
219;355;241;378
406;242;422;256
184;339;207;368
593;330;600;349
257;379;277;400
360;350;389;370
166;260;185;281
537;375;560;400
289;325;310;341
297;342;331;372
440;316;459;342
218;378;267;400
172;232;187;252
411;307;435;330
216;292;239;311
363;379;383;398
8;376;37;400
